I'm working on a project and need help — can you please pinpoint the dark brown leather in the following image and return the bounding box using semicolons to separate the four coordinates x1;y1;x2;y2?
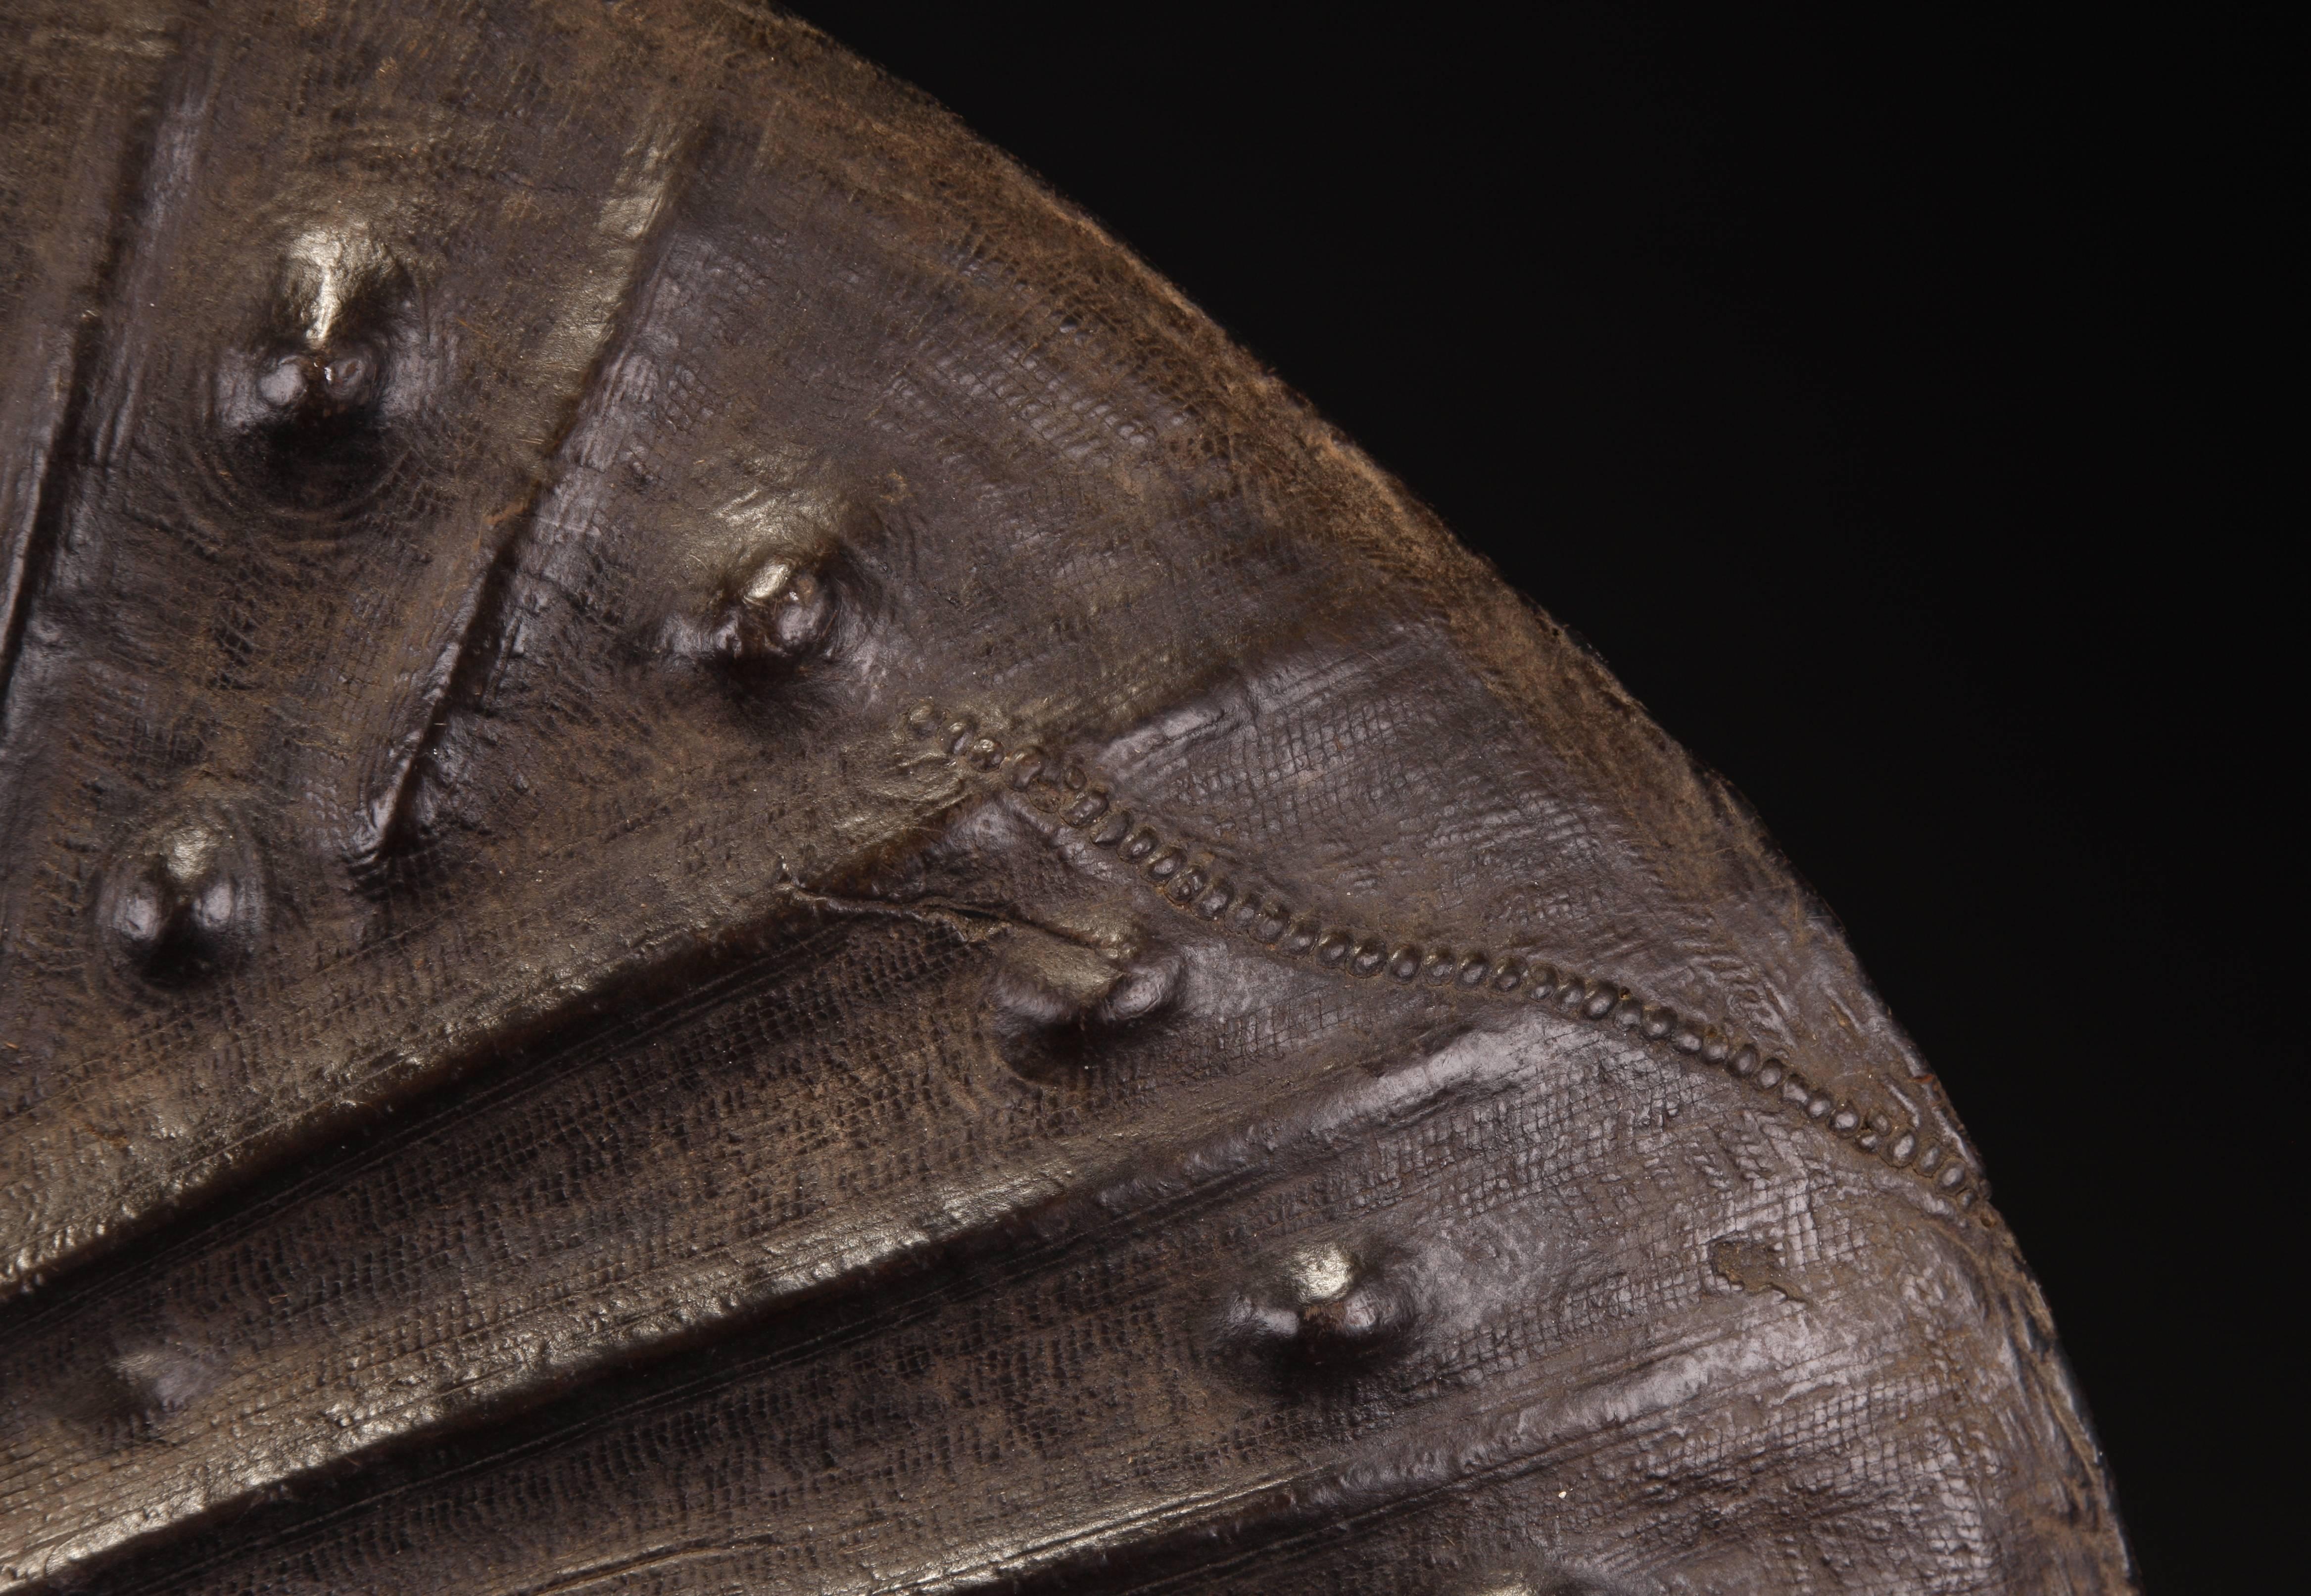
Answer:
0;3;2133;1591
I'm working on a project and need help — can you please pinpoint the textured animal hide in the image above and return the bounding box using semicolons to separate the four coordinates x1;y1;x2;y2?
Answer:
0;3;2132;1591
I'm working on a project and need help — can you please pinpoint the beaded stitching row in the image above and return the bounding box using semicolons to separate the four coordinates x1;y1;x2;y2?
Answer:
906;702;1982;1209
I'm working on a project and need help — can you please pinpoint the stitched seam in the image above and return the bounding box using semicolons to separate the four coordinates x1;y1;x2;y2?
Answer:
904;701;1984;1208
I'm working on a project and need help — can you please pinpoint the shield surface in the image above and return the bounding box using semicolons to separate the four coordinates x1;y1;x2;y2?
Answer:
0;3;2132;1591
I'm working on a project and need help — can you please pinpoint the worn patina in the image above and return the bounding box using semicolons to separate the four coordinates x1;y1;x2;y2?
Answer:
0;4;2131;1591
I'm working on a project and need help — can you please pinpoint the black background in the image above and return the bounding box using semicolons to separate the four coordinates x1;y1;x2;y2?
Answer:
788;6;2285;1588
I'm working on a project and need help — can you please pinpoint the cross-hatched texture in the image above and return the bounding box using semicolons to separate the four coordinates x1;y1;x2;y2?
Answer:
0;2;2130;1591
